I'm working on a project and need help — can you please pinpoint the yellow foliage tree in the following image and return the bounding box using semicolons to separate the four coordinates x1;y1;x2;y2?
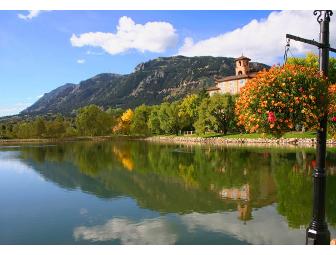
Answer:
113;109;134;134
121;109;134;123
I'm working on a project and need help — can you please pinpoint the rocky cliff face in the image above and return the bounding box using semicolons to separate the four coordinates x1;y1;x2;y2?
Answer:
21;56;268;116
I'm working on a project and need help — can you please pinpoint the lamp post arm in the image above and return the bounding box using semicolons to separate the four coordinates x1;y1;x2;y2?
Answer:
286;34;336;53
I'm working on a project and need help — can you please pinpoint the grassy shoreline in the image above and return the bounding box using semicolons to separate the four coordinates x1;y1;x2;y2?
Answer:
144;132;336;148
0;136;121;145
0;131;334;148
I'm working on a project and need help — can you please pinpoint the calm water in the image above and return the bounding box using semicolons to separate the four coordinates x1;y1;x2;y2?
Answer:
0;139;336;244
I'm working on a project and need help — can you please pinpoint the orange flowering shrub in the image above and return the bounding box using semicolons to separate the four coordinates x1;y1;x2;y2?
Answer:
235;64;328;134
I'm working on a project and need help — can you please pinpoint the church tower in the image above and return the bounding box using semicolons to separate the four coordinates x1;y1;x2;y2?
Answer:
235;55;251;76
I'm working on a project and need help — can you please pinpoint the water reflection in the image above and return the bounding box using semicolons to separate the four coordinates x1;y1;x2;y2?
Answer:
74;217;177;244
1;140;336;244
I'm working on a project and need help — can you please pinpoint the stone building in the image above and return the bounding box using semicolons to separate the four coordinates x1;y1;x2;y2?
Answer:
208;56;258;96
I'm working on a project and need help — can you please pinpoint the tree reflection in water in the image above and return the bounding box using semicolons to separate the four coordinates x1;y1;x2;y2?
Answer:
15;139;336;228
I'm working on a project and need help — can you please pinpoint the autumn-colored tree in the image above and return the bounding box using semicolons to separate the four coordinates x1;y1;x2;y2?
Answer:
113;109;134;134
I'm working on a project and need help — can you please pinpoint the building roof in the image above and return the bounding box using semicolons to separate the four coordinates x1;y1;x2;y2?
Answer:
215;72;257;82
207;86;220;91
235;55;251;61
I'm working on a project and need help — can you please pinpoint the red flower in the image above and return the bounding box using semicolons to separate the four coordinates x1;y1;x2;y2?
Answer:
268;111;276;123
331;116;336;122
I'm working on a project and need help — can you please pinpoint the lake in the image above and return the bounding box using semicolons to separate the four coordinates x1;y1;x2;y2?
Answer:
0;139;336;244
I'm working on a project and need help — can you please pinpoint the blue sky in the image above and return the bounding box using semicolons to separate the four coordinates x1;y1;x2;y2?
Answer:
0;10;334;117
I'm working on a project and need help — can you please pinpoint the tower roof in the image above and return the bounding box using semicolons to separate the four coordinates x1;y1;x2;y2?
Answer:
235;55;251;61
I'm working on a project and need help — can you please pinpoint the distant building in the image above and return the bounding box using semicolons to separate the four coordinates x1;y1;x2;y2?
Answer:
208;56;258;96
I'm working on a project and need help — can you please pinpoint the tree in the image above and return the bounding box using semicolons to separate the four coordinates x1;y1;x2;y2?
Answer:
76;105;112;136
0;123;14;139
178;94;201;131
32;117;46;138
158;102;181;135
13;122;34;138
46;115;67;138
65;125;78;137
197;87;210;101
113;109;134;134
194;98;211;134
0;124;6;138
148;105;162;135
235;64;328;134
106;107;124;127
130;105;151;135
207;93;236;134
194;94;236;134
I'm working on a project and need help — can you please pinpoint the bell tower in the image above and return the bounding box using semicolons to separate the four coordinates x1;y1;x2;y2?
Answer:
235;55;251;76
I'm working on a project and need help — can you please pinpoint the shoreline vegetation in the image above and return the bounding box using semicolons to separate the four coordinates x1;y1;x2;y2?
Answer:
2;133;336;148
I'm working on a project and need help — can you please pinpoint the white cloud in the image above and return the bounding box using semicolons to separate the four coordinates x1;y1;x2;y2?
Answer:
17;10;47;20
73;217;177;244
70;16;178;55
77;59;86;64
178;11;334;64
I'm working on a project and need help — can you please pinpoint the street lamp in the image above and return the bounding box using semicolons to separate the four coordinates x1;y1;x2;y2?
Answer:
285;10;336;245
306;10;332;245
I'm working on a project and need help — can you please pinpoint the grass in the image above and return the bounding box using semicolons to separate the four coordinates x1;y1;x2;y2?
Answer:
282;131;316;139
222;133;274;139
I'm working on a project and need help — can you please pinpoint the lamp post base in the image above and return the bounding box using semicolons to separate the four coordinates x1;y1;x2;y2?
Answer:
306;224;330;245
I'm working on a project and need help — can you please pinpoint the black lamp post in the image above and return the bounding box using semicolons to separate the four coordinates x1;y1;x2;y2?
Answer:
286;10;336;245
306;10;332;245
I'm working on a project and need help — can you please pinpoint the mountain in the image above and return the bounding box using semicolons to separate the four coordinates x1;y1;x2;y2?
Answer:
21;56;268;116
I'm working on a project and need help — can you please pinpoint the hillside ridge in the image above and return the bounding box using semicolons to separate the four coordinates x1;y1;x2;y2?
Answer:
21;55;268;116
